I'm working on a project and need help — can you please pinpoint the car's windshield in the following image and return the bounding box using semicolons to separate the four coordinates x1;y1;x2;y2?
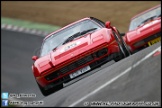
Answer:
129;6;161;31
40;19;102;57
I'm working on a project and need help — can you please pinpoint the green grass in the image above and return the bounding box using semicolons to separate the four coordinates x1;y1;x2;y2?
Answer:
1;17;61;33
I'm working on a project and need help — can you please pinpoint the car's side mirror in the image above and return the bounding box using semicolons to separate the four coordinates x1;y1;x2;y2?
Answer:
105;21;111;29
120;33;125;36
32;56;38;61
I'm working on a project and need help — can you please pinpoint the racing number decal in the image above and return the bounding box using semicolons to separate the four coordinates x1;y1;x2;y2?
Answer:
60;41;81;53
64;43;77;51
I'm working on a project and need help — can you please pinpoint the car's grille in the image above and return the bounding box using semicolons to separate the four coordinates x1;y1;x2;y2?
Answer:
96;47;108;57
45;47;108;81
144;32;161;43
60;54;93;74
45;70;59;81
133;32;161;48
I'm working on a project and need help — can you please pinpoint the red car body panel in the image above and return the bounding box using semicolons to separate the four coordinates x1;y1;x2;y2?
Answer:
125;4;161;52
32;18;121;88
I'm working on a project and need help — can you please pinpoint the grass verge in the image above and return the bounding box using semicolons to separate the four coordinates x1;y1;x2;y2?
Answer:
1;17;61;33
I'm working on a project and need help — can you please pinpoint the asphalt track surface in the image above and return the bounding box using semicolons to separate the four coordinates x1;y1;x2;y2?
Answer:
1;29;161;107
1;30;44;101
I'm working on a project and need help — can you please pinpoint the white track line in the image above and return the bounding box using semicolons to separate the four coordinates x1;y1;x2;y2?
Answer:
69;45;161;107
133;46;161;68
1;24;6;28
6;25;12;29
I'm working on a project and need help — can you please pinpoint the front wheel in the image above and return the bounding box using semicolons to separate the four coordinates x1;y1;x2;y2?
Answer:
121;39;131;57
113;30;127;60
114;42;126;62
117;29;131;57
37;82;63;96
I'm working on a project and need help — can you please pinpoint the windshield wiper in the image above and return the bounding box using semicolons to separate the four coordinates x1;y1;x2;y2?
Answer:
80;28;97;35
62;32;81;45
52;43;62;51
138;16;158;27
62;28;97;45
157;14;161;17
52;32;81;51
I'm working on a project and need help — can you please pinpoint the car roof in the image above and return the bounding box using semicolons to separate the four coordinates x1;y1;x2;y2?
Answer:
44;17;91;40
131;4;161;20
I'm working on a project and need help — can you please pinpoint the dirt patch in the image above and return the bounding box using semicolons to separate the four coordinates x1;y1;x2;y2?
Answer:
1;1;160;32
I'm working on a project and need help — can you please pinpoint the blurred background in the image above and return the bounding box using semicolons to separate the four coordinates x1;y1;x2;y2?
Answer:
1;1;160;33
1;1;161;106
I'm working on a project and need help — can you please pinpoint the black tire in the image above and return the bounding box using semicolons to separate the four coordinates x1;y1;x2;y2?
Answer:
37;82;63;96
122;40;132;56
114;41;126;62
116;29;131;56
113;31;127;59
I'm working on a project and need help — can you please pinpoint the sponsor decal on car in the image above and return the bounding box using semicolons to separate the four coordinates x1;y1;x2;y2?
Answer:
60;41;81;53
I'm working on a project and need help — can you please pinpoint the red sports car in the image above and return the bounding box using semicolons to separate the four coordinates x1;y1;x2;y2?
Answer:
32;17;130;96
124;4;161;53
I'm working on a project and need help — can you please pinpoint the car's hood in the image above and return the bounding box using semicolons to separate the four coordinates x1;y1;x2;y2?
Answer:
126;18;161;44
34;28;110;74
51;33;91;66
